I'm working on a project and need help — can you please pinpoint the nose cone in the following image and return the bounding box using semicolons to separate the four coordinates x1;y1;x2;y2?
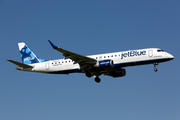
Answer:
167;53;174;60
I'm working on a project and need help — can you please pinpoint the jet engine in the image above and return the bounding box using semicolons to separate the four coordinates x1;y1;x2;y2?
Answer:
108;69;126;78
94;59;114;68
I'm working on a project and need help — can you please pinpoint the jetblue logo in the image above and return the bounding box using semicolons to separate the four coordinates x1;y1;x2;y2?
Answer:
24;57;35;61
100;61;110;65
121;50;146;59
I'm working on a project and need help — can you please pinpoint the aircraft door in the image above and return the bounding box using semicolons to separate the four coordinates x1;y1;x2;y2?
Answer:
148;50;153;57
45;62;50;70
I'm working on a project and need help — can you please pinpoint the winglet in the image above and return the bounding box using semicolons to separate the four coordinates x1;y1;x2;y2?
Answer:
48;40;58;49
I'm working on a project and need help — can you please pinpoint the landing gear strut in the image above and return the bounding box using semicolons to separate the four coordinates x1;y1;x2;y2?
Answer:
154;63;158;72
95;76;101;83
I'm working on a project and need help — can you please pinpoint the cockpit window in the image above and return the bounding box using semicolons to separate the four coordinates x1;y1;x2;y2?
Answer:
157;49;165;52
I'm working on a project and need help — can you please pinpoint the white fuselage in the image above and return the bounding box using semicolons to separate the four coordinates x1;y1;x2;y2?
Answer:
22;48;174;74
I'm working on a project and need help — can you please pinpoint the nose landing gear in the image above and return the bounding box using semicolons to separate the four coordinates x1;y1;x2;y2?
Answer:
154;63;158;72
154;68;158;72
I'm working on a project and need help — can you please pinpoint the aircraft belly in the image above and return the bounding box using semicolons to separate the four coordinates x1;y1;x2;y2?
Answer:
45;63;81;74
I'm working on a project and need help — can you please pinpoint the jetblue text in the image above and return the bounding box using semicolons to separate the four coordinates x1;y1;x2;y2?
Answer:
121;50;146;59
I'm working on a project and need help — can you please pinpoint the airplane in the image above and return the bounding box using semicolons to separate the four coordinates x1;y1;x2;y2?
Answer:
7;40;174;83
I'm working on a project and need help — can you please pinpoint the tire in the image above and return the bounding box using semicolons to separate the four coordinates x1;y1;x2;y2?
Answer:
95;77;101;83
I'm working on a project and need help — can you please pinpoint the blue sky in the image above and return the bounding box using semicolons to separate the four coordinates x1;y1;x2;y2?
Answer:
0;0;179;120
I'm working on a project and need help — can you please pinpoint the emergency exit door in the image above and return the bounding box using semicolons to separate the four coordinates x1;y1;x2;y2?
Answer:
45;62;50;70
148;50;153;57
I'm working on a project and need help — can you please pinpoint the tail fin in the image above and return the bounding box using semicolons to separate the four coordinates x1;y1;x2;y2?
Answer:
18;42;46;64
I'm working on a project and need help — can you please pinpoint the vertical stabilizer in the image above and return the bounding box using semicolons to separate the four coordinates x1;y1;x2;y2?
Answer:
18;42;46;64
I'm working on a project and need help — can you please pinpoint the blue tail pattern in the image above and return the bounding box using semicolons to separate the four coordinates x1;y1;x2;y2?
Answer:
18;42;46;64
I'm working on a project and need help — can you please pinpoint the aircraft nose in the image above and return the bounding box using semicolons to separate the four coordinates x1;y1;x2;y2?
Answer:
167;53;174;60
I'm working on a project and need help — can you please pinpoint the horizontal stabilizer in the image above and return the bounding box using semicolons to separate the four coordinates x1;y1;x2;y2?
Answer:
7;59;33;68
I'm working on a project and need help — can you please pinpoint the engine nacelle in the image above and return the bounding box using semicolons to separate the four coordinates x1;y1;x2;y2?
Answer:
94;60;114;68
108;69;126;78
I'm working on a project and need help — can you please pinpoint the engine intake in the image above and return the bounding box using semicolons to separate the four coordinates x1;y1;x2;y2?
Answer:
94;60;114;68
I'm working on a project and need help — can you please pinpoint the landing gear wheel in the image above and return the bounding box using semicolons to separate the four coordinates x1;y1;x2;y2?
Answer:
154;68;158;72
86;72;92;78
95;77;101;83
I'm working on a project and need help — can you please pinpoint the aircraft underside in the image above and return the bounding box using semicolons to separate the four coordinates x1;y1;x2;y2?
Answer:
46;57;173;83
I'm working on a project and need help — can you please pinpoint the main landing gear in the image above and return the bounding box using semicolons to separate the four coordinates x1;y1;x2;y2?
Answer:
85;72;93;78
154;63;158;72
85;71;101;83
95;76;101;83
85;72;101;83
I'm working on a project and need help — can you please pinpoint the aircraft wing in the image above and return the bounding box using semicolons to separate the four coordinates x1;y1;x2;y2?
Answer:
48;40;97;67
7;59;33;68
